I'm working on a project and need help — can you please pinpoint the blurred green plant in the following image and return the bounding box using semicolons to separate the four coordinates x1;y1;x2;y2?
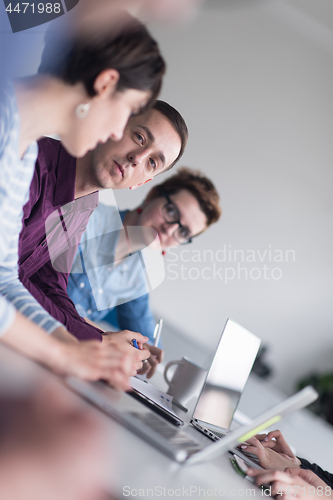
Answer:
297;373;333;425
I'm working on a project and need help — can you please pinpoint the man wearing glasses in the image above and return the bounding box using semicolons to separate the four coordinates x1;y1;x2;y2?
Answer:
67;167;221;377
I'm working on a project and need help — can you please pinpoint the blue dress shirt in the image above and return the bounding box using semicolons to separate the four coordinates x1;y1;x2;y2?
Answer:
67;205;156;343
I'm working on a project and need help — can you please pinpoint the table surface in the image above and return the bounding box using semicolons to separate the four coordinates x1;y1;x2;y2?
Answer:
0;343;264;498
102;372;333;498
98;405;262;499
91;369;265;498
2;342;333;498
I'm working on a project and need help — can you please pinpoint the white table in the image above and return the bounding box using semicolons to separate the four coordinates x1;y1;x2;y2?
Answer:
0;344;264;498
3;341;333;499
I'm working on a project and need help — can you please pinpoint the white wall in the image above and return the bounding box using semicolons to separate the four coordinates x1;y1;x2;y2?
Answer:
107;0;333;394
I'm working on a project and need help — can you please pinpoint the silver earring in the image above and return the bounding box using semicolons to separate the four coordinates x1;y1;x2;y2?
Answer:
76;102;91;118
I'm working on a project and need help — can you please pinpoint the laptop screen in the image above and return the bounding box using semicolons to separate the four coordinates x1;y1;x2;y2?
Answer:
193;318;261;431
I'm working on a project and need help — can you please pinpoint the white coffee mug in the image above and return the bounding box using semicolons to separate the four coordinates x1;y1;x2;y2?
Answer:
163;357;207;406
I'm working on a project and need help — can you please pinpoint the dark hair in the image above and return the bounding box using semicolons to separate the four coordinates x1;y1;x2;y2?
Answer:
38;10;165;106
152;100;188;170
145;167;221;228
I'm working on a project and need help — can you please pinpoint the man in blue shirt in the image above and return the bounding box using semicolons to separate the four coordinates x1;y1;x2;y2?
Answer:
68;168;222;353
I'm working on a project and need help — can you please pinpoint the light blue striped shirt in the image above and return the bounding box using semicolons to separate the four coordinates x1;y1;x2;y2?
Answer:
0;82;62;335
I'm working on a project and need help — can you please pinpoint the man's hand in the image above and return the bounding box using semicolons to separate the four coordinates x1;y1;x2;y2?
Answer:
55;340;136;391
247;468;332;498
136;344;164;379
102;330;150;371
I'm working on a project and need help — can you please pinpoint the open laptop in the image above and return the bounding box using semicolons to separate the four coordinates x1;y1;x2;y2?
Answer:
128;317;262;462
190;318;261;437
66;318;318;464
130;318;261;428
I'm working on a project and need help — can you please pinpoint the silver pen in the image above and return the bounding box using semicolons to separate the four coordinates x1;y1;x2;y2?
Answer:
153;319;163;347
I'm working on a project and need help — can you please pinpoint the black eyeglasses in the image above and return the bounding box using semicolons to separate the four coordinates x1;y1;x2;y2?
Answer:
161;193;192;245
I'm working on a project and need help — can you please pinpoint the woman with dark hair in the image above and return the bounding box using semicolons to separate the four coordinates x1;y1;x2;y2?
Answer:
0;10;165;388
21;9;165;157
67;167;222;378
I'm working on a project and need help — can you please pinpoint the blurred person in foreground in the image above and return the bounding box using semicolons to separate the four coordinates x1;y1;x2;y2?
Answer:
0;345;111;500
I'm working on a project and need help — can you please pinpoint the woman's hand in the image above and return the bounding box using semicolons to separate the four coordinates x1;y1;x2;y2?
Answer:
240;430;301;470
256;430;300;464
55;339;136;391
240;435;300;471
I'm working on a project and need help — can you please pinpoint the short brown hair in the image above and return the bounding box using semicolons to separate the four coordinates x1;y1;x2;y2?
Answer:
145;167;221;228
38;10;165;108
152;101;188;170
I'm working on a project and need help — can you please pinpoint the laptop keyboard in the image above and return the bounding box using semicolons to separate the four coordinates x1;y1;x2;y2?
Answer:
130;412;202;454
